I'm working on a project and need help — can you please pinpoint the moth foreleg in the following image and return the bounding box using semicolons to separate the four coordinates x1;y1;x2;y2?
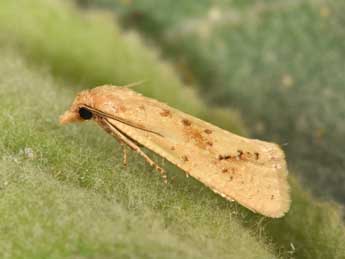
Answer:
103;119;167;183
103;124;128;167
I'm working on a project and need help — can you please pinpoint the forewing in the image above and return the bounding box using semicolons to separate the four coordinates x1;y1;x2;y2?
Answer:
90;86;290;218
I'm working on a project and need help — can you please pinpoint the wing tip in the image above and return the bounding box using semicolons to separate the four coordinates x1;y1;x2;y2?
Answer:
264;174;291;218
267;195;291;218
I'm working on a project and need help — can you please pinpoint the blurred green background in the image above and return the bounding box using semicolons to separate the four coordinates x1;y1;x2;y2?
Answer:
80;0;345;205
0;0;344;258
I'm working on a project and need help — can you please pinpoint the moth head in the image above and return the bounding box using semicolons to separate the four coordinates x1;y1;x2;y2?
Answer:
60;90;94;124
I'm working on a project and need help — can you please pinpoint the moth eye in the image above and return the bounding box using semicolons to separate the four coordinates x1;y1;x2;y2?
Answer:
79;107;93;120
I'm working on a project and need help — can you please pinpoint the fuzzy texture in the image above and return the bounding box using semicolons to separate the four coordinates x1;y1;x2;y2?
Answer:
82;0;345;205
0;46;345;259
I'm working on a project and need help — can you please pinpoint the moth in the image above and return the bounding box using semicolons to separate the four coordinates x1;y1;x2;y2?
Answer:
60;85;290;218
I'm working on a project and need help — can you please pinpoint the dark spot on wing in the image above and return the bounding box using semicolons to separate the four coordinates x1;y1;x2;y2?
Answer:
182;119;192;126
139;105;145;110
183;126;208;149
206;141;213;146
204;129;212;134
170;146;175;151
222;168;236;175
218;151;261;162
160;109;171;117
271;195;274;200
190;130;205;147
218;155;229;160
237;150;244;160
181;155;189;162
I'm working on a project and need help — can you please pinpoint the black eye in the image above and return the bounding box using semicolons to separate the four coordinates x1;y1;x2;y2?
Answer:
79;107;93;120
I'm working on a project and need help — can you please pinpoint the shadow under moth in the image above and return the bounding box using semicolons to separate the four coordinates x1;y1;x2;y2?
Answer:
60;85;290;218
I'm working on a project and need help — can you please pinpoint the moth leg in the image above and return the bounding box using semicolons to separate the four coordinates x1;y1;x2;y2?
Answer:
103;119;167;183
104;125;128;167
121;143;127;167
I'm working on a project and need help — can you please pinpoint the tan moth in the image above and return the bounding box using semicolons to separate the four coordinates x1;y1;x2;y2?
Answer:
60;85;290;218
